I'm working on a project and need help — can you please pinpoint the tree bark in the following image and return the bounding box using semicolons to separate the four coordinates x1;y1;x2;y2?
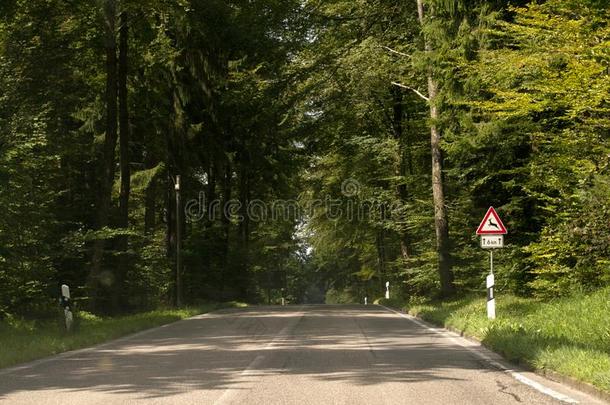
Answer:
391;87;411;262
219;161;232;297
238;163;251;298
417;0;455;297
88;0;118;311
165;171;177;303
118;13;130;239
167;83;185;307
111;11;131;312
164;113;185;308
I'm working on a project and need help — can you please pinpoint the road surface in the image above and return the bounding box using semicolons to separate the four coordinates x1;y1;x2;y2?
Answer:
0;305;604;404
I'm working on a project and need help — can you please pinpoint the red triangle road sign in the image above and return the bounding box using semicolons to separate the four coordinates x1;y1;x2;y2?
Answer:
476;207;507;235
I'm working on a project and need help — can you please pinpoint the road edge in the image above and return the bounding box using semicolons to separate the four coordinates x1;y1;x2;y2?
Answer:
379;304;610;404
0;304;250;377
439;323;610;404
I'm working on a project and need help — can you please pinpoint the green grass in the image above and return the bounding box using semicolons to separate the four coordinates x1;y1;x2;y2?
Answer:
0;301;247;370
399;288;610;393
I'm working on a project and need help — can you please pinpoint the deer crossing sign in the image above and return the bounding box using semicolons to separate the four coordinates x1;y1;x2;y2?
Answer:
476;207;507;235
476;207;507;249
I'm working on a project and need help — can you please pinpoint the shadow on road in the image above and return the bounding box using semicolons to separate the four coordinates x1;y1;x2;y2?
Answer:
0;305;496;400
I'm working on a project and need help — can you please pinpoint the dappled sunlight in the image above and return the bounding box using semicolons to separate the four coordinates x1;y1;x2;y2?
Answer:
0;306;498;401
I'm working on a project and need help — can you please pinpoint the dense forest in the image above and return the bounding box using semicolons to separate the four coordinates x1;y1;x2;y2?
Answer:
0;0;608;316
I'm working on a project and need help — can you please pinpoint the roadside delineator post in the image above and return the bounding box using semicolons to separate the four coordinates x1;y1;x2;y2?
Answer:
476;207;507;320
385;281;390;300
486;272;495;319
60;284;73;332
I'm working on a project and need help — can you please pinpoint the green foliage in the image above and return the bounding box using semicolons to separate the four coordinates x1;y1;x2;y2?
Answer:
290;0;610;301
0;0;608;320
0;0;310;315
465;0;610;296
526;175;610;296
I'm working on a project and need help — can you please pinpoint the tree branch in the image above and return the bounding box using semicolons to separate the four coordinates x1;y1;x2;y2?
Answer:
391;82;429;102
380;46;411;58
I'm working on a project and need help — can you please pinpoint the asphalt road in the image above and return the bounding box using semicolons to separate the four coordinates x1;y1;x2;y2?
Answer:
0;305;604;404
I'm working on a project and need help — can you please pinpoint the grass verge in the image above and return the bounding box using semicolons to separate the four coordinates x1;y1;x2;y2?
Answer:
0;301;247;370
382;287;610;394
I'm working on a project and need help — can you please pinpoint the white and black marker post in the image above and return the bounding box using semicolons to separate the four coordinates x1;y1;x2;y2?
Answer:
60;284;73;331
487;263;495;319
385;281;390;300
476;207;507;320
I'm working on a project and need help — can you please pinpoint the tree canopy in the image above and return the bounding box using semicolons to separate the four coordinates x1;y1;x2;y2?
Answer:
0;0;608;316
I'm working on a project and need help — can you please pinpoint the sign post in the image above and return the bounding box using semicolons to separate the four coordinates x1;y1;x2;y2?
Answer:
476;207;507;320
175;175;183;307
385;281;390;300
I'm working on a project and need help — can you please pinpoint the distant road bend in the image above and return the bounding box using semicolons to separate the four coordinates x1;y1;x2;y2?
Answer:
0;305;604;404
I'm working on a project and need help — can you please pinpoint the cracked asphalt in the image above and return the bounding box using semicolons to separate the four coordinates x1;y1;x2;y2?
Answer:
0;305;604;404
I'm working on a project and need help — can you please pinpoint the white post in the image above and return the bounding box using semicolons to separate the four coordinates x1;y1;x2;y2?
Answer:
61;284;73;331
487;250;496;319
61;284;70;300
364;297;368;305
385;281;390;299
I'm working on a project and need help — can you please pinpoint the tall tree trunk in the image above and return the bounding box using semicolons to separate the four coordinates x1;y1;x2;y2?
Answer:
391;87;411;262
88;0;118;311
165;171;177;302
201;160;216;289
118;13;130;240
417;0;455;297
114;11;130;312
238;163;251;298
219;161;232;297
166;83;185;307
